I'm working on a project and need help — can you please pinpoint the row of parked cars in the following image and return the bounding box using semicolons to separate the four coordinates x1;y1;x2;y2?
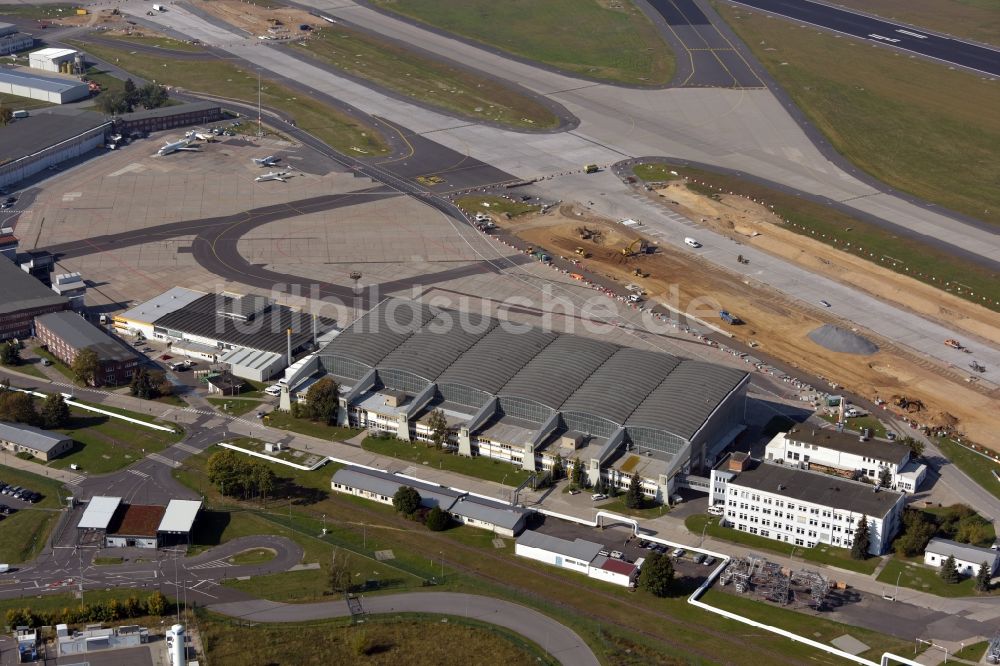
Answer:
0;482;43;504
638;540;717;566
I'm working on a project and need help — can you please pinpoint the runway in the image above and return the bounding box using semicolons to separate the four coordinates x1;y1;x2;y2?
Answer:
729;0;1000;77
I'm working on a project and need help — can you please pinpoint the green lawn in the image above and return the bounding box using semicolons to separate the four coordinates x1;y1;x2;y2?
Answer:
0;510;57;563
197;610;555;666
362;436;531;486
686;515;880;575
34;348;77;382
372;0;673;85
936;437;1000;501
632;163;678;182
0;93;54;112
954;640;989;661
0;4;74;19
875;556;986;597
103;33;207;53
167;447;910;664
829;0;1000;47
48;408;180;474
69;40;388;155
293;26;558;129
630;161;1000;311
701;590;918;663
262;410;357;441
1;360;47;379
717;4;1000;230
818;414;887;439
227;547;276;566
600;496;669;519
454;195;540;218
206;397;261;417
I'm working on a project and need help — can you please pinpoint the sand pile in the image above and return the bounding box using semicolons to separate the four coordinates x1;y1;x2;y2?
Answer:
808;324;879;355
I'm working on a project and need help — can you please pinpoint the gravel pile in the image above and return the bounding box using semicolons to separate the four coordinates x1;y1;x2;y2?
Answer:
808;324;879;355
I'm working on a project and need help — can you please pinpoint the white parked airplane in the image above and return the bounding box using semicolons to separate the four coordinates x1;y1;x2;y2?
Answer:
255;170;290;182
157;138;200;156
253;155;280;167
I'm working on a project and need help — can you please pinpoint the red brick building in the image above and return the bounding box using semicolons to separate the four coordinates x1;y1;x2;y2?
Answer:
34;311;141;386
0;258;68;341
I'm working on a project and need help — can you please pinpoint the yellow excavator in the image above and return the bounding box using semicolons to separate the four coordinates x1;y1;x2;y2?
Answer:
621;238;647;257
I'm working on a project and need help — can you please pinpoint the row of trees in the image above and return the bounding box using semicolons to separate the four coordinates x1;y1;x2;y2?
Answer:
392;486;450;531
95;78;169;116
5;592;169;628
0;387;70;429
206;449;276;504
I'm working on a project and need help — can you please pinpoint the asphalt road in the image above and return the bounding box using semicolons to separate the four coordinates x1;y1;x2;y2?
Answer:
729;0;1000;76
209;591;600;666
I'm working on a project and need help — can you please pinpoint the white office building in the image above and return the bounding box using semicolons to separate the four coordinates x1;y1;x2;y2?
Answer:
924;538;999;577
710;454;905;556
515;530;640;587
765;426;926;492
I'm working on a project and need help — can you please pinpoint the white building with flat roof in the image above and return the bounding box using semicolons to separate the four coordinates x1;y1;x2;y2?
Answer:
28;47;77;73
710;454;905;556
924;538;999;577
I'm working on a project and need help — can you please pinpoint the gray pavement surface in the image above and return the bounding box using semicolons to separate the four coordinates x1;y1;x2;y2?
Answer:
209;591;600;666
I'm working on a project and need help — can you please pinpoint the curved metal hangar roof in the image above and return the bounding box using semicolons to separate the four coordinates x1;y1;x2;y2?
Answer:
318;298;748;441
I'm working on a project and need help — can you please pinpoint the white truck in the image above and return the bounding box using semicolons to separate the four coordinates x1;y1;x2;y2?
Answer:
152;4;166;10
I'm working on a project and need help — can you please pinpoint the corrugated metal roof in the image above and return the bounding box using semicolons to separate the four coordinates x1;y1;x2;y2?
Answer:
30;47;76;59
0;421;70;453
157;499;202;533
436;325;557;395
219;346;284;371
627;360;748;440
322;299;437;369
449;496;529;531
78;496;121;530
36;311;140;364
499;335;618;409
560;348;681;426
377;311;496;382
516;530;603;563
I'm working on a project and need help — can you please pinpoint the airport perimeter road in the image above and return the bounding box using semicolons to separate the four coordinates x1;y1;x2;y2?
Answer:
728;0;1000;76
209;592;600;666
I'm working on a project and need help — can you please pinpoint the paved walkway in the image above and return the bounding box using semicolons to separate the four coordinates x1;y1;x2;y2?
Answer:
209;591;599;666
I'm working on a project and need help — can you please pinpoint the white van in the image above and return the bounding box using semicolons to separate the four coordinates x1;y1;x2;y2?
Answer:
684;237;701;248
0;564;9;574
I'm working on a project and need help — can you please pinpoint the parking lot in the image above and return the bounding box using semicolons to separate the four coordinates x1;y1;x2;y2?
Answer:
534;515;713;584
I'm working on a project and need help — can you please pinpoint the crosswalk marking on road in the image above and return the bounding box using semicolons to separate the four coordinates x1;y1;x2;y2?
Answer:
65;474;85;486
174;442;201;455
188;558;231;570
147;453;181;468
127;468;150;479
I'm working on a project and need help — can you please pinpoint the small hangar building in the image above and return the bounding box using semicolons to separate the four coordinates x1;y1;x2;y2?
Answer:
318;298;749;502
76;497;202;548
0;68;89;104
27;47;78;73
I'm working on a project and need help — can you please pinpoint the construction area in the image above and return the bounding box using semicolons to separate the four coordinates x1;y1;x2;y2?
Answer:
185;0;318;39
486;192;998;445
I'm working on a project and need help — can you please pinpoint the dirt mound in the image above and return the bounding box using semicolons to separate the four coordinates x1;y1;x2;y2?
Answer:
808;324;879;355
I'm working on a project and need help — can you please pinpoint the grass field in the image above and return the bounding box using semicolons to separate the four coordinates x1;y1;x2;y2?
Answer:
372;0;673;85
829;0;1000;46
227;547;276;565
46;408;179;474
197;611;555;665
170;448;908;664
0;465;66;563
293;26;558;129
455;195;540;217
686;514;881;575
954;640;989;661
600;496;668;519
0;4;73;19
262;410;356;441
716;5;1000;229
631;161;1000;311
70;40;388;155
103;33;207;53
362;436;531;486
935;437;1000;501
206;397;261;417
876;556;985;597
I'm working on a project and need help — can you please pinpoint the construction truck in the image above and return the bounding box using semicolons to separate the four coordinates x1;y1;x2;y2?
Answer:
574;247;590;258
719;310;743;325
632;268;649;278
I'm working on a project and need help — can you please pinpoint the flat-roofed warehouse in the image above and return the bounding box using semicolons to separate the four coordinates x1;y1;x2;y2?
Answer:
0;107;112;189
318;298;749;501
0;257;69;340
0;22;34;56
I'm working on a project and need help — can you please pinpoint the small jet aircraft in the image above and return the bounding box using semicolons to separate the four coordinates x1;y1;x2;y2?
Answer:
156;138;200;156
255;170;290;182
253;155;280;167
185;130;217;142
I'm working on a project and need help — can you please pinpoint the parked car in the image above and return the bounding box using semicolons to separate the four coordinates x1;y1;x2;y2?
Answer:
264;385;282;396
672;548;686;558
694;553;706;564
591;493;607;501
703;556;716;567
707;504;725;516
